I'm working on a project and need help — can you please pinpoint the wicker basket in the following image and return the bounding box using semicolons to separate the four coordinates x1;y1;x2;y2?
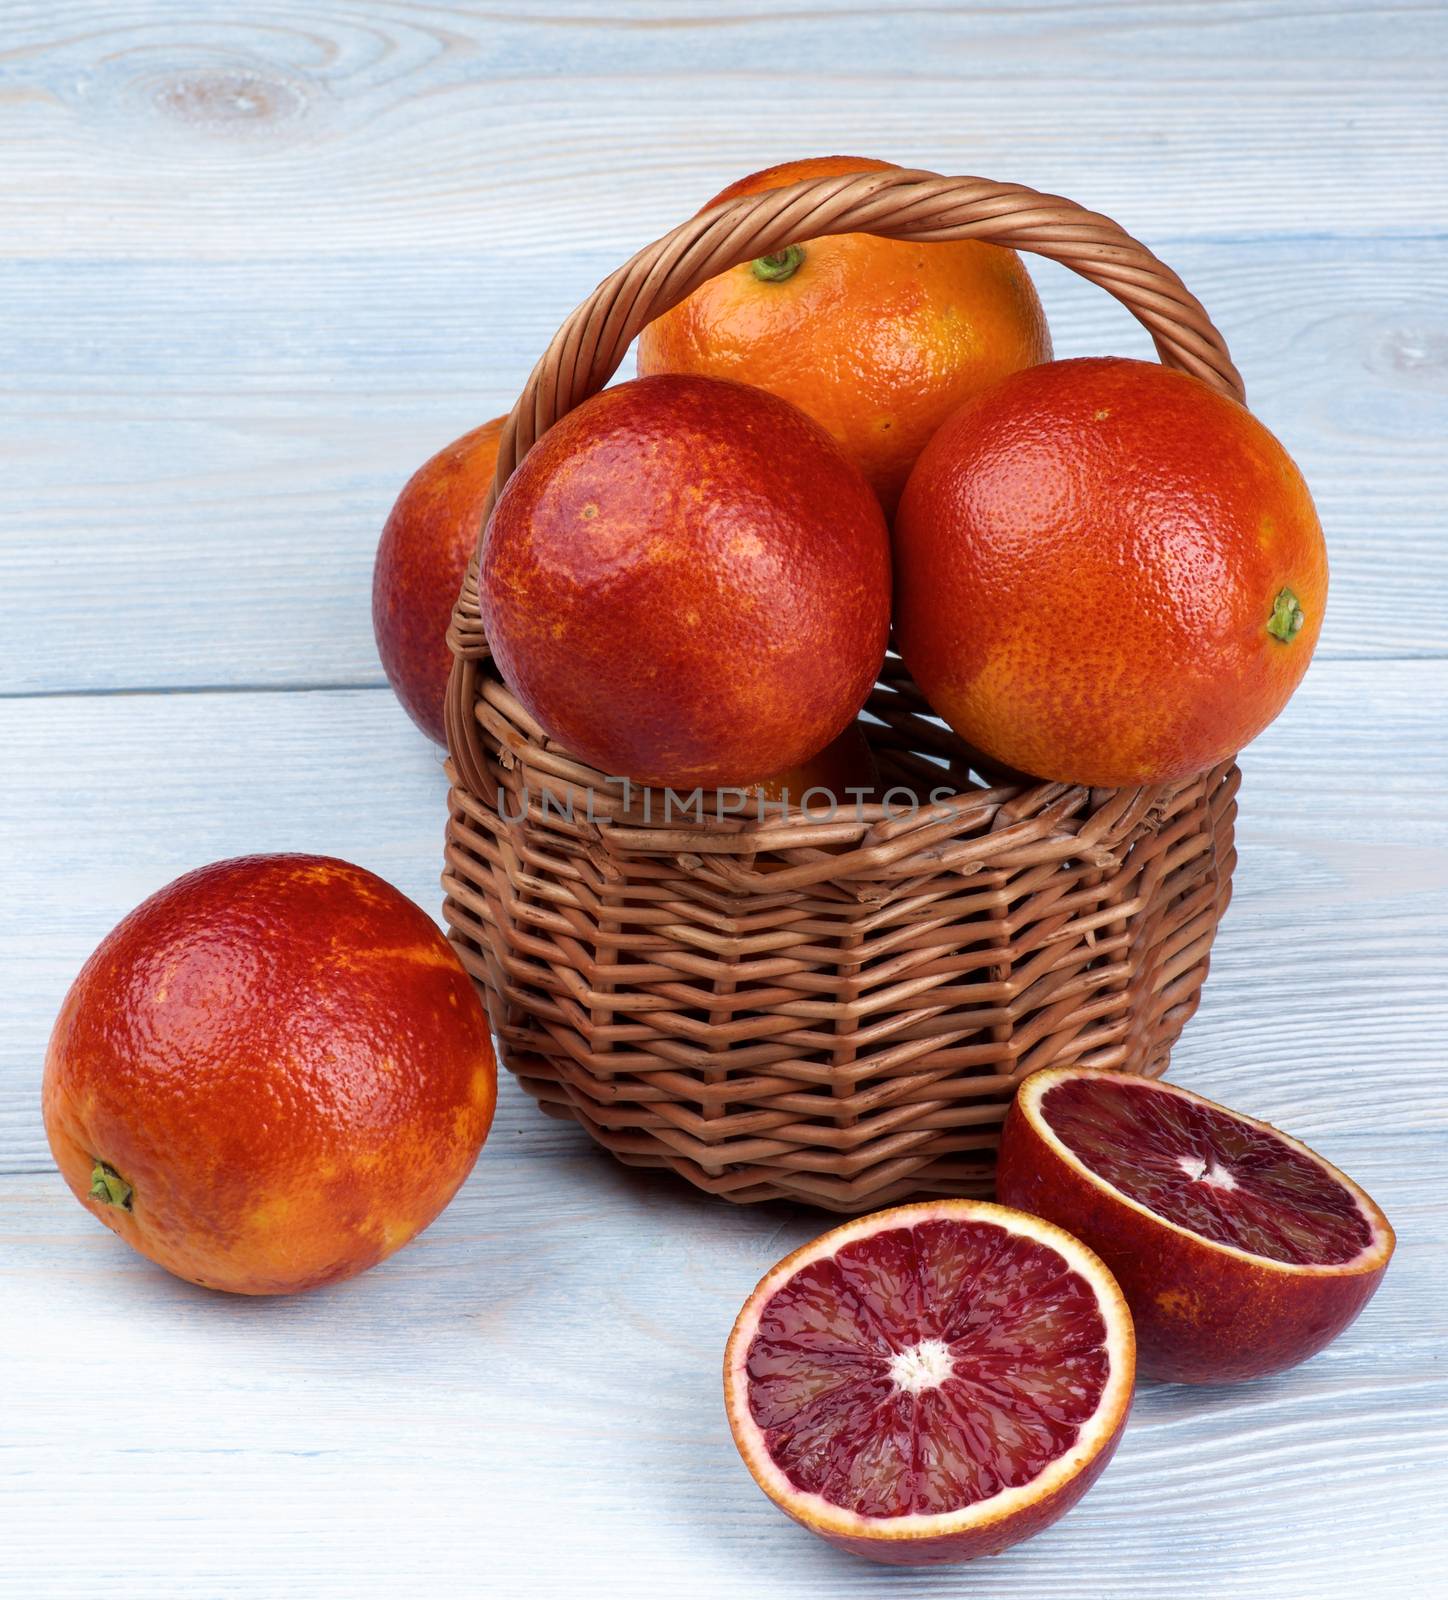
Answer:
442;168;1242;1213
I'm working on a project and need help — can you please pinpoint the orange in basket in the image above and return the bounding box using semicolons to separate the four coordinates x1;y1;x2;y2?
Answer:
442;167;1243;1212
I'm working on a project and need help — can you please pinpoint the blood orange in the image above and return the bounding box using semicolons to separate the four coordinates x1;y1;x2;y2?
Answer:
43;855;497;1295
373;415;504;745
724;1201;1134;1565
893;356;1327;787
639;156;1051;515
752;721;878;807
997;1067;1395;1384
481;374;890;788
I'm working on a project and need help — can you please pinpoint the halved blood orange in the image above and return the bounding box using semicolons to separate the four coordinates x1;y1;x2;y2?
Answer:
723;1201;1134;1565
997;1067;1395;1385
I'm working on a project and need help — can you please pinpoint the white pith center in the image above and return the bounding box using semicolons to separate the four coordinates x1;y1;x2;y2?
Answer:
1178;1153;1239;1191
888;1338;954;1395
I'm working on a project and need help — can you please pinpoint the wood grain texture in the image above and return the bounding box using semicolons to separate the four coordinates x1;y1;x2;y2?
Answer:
3;2;1446;1596
4;662;1444;1167
1;666;1444;1597
0;1146;1440;1600
1;0;1446;261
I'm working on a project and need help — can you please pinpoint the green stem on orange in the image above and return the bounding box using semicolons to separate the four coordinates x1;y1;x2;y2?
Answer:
89;1161;133;1211
751;245;805;283
1267;587;1305;643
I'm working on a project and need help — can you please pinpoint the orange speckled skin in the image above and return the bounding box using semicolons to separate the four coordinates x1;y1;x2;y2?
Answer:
373;416;505;744
481;374;891;787
42;855;497;1295
637;156;1052;515
895;357;1328;788
997;1095;1392;1384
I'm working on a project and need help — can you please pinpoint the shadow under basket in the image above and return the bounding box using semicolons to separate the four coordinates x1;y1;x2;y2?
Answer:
442;167;1245;1213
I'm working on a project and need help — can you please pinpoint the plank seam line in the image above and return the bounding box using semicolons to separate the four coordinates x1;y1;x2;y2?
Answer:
0;680;394;703
6;650;1447;706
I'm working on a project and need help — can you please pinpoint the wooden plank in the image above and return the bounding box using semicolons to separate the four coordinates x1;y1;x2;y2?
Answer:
4;6;1446;1593
0;662;1444;1597
0;1138;1439;1600
3;237;1447;697
1;1;1445;261
5;660;1444;1162
3;388;1442;1578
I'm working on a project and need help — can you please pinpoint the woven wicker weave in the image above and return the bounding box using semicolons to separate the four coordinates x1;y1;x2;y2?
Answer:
442;168;1242;1212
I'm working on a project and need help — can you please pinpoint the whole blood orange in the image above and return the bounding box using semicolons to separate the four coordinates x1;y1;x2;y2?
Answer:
997;1067;1395;1383
481;374;890;788
725;1200;1134;1565
43;855;497;1295
637;156;1051;514
373;415;504;745
753;721;879;807
894;357;1328;787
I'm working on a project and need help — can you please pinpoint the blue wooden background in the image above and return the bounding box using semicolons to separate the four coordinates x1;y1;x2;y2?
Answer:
2;4;1445;1597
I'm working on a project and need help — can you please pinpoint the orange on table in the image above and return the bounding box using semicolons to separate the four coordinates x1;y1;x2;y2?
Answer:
724;1200;1135;1564
997;1067;1394;1383
637;155;1052;515
894;356;1328;788
43;854;497;1295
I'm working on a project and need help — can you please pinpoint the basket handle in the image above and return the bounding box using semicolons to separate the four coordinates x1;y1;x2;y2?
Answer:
445;167;1243;781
